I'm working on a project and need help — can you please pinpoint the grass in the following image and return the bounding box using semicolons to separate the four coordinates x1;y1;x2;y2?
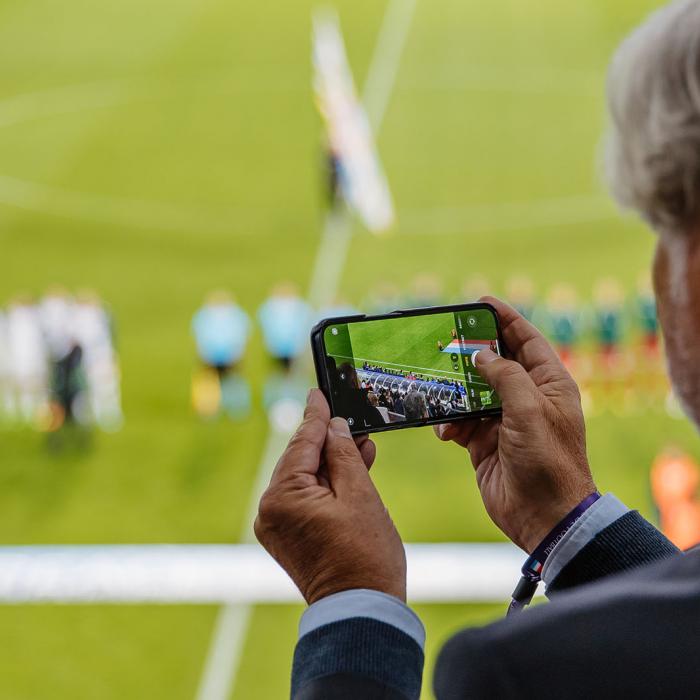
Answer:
0;0;687;698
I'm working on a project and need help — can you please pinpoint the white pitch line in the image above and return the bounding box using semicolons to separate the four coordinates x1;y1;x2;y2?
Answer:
0;543;533;603
195;2;418;699
194;605;253;700
194;429;291;700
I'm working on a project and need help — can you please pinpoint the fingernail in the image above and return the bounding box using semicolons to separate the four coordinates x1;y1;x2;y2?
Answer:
307;388;315;403
476;348;498;364
329;417;352;438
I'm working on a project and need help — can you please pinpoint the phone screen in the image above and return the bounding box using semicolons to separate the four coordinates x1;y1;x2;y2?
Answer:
321;306;502;431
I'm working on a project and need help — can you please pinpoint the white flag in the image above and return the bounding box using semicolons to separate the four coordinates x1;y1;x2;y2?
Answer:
312;9;395;233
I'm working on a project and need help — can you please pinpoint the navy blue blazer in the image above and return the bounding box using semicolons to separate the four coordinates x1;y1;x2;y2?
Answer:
292;511;689;699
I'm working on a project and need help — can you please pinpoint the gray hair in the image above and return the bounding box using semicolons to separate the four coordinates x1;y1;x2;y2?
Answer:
606;0;700;233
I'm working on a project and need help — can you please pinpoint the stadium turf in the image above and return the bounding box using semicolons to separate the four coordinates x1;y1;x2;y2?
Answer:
0;0;688;698
334;313;464;379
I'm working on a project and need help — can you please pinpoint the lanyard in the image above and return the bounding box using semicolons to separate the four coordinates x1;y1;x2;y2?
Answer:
507;492;600;616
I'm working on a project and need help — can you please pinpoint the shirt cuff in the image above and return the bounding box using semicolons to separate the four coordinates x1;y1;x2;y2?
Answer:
298;589;426;650
541;493;629;588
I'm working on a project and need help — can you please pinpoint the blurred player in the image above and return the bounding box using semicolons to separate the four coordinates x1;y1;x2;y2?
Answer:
0;308;14;421
258;282;313;370
322;136;343;210
651;447;700;550
635;272;659;358
544;284;581;369
593;278;625;363
363;282;402;314
460;275;491;304
592;278;630;414
410;273;443;308
6;295;48;425
73;290;122;431
318;297;360;322
505;275;536;322
633;272;668;411
39;287;83;430
191;290;251;420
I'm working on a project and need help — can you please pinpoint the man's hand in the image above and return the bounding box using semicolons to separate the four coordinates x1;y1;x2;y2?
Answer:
254;389;406;604
435;296;596;553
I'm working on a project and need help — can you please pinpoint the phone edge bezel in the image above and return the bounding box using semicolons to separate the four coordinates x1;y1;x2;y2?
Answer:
309;301;506;436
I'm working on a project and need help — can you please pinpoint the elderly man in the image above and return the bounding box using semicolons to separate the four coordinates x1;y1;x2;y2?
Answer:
255;1;700;698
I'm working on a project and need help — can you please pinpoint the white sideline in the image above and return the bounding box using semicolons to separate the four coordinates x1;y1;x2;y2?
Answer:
195;428;291;700
0;543;535;603
196;2;419;698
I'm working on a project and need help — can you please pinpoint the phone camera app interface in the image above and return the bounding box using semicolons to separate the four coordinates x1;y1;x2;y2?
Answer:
323;308;501;430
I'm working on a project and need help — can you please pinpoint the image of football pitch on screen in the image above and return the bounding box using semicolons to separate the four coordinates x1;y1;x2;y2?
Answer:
323;308;502;430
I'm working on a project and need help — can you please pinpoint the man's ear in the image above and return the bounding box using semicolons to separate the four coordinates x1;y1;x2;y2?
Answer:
654;228;700;305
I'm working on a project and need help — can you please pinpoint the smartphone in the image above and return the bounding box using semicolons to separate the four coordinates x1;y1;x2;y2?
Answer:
311;302;504;435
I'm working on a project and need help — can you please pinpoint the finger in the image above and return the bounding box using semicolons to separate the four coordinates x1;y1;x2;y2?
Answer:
357;437;376;470
480;296;568;381
269;389;330;485
475;349;539;413
324;417;373;491
433;420;481;448
354;433;370;449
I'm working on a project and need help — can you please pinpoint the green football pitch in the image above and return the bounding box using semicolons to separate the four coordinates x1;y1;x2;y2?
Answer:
0;0;693;698
334;313;469;378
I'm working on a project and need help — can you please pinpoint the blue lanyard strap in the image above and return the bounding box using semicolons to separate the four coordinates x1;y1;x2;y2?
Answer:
507;492;600;616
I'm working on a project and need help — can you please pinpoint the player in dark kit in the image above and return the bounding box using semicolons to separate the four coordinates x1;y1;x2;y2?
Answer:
593;278;625;363
636;273;659;357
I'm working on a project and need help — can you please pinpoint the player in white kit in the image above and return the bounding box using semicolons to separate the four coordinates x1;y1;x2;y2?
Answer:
6;297;48;424
72;291;122;431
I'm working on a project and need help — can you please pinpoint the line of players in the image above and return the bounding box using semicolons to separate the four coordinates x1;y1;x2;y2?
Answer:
190;271;670;422
0;288;122;433
367;273;670;417
190;283;319;422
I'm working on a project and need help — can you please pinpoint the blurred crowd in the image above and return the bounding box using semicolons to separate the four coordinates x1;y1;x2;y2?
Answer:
360;368;467;421
0;288;122;435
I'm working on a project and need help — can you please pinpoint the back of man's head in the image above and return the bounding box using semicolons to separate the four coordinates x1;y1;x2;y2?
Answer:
607;0;700;234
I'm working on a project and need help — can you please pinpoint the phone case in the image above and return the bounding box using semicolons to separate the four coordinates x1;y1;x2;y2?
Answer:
310;302;504;435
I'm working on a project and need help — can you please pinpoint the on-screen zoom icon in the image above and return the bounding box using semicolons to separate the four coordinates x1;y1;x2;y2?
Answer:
467;316;477;327
331;327;339;335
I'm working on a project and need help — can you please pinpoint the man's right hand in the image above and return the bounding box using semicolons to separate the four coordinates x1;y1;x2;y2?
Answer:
255;389;406;605
435;296;596;553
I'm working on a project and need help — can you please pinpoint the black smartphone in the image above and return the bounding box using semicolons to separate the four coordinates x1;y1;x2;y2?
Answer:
311;302;504;435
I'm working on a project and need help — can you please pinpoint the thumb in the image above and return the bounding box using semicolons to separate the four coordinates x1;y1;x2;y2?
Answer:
475;348;538;412
324;418;372;492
